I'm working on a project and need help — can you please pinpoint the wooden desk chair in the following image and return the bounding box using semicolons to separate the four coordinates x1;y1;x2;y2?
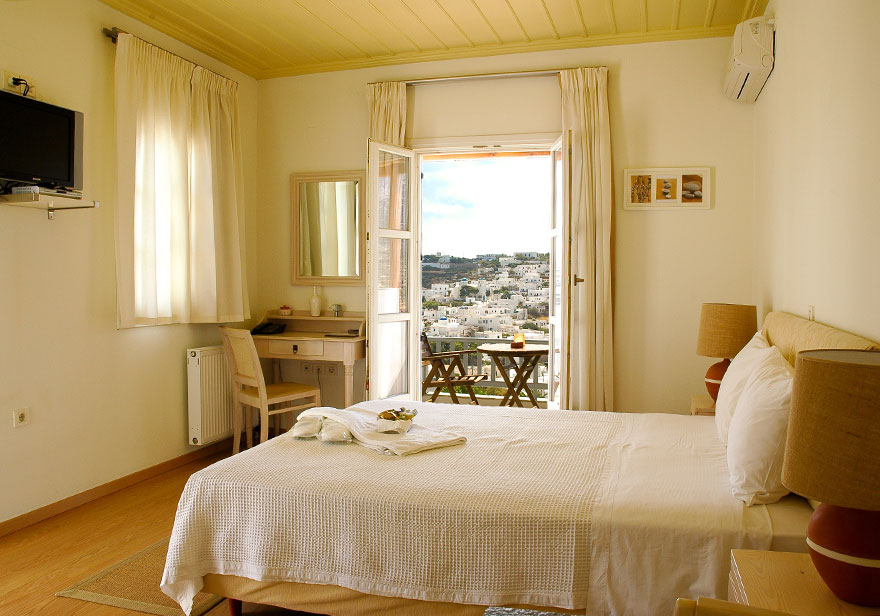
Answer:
220;327;321;453
673;598;793;616
421;333;486;405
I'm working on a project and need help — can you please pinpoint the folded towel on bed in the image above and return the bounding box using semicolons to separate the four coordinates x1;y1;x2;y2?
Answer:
296;406;466;455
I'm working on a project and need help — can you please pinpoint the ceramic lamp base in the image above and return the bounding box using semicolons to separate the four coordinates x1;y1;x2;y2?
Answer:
807;504;880;606
704;358;730;401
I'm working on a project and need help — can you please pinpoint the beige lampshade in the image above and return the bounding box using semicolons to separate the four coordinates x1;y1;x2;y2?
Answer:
782;349;880;510
696;303;757;358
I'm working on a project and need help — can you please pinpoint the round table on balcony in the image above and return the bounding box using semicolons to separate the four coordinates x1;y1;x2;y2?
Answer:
476;343;549;408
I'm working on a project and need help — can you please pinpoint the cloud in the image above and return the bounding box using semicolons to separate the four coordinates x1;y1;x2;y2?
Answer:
420;156;551;257
422;200;470;217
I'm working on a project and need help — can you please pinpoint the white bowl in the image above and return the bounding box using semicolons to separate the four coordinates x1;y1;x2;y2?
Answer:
376;418;412;434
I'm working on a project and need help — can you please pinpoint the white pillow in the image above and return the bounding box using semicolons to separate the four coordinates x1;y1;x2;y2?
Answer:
715;331;771;443
726;346;794;506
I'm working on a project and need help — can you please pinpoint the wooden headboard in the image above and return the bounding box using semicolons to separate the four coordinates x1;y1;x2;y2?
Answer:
761;311;880;367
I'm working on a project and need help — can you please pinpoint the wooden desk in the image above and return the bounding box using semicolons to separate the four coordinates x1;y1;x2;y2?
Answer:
477;343;548;408
728;550;877;616
253;311;366;408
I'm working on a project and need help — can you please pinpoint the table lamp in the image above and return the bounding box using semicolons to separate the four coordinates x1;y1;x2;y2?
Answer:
782;349;880;606
696;303;757;400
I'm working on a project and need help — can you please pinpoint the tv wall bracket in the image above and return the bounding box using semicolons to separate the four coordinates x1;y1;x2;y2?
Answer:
0;193;99;220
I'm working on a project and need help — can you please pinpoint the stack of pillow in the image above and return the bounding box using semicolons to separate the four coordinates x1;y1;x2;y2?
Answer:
714;331;794;506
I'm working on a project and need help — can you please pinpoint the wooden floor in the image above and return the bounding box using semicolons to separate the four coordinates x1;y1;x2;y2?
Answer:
0;453;305;616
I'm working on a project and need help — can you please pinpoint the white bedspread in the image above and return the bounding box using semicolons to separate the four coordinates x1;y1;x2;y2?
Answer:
161;402;772;616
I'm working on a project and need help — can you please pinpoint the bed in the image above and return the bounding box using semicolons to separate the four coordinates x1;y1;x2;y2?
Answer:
161;311;878;616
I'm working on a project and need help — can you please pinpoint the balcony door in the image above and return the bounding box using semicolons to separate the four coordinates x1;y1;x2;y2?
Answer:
366;140;421;400
547;137;567;409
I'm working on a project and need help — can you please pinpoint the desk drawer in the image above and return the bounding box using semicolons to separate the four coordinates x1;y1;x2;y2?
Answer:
267;339;324;357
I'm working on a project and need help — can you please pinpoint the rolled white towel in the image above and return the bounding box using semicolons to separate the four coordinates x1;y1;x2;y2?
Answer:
317;418;352;443
291;414;323;438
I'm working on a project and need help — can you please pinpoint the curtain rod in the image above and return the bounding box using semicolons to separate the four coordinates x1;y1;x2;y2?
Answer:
102;27;239;86
369;69;560;87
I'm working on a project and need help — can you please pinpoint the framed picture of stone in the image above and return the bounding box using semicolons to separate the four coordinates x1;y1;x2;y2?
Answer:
623;168;711;210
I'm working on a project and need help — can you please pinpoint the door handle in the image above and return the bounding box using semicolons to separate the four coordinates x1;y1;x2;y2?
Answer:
573;275;584;286
292;344;298;354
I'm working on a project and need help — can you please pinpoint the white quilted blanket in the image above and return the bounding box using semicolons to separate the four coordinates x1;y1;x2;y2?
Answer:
161;401;772;616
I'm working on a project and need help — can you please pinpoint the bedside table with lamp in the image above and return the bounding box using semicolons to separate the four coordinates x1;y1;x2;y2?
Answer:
728;549;877;615
779;349;880;607
690;393;716;416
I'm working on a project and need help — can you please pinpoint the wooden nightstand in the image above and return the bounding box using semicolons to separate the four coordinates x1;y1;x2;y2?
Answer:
690;393;716;416
728;550;877;615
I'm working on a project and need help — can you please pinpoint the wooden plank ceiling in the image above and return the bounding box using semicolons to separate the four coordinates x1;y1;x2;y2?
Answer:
99;0;769;79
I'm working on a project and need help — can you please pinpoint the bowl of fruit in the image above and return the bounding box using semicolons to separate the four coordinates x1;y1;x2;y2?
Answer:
376;407;418;434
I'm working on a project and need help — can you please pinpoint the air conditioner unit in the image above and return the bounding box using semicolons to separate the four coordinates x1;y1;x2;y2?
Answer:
723;17;775;102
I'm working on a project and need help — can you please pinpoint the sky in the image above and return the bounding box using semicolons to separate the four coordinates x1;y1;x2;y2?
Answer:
420;156;551;258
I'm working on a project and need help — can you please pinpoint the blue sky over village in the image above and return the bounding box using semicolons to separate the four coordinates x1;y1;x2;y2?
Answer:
420;156;551;258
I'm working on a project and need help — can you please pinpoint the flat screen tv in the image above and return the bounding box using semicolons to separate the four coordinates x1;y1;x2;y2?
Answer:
0;90;83;193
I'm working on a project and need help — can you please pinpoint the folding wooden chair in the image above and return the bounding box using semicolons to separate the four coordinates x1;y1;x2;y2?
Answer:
421;333;487;404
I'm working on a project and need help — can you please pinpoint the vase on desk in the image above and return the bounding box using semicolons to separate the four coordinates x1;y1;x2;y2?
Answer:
309;286;321;317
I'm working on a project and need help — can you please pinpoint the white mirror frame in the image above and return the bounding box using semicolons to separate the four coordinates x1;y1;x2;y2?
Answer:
290;170;366;287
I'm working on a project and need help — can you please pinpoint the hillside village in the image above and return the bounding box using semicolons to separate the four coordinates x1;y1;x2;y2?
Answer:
421;252;551;341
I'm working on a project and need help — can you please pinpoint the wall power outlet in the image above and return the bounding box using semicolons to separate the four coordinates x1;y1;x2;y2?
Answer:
3;70;36;97
12;408;31;428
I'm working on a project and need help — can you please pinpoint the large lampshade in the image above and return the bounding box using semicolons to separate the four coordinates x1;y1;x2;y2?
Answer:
696;303;757;401
783;349;880;510
782;349;880;606
696;303;757;359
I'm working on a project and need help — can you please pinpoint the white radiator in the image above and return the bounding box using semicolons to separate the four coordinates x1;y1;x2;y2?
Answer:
187;345;234;446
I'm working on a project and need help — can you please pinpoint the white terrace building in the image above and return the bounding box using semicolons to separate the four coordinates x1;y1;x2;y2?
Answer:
514;263;545;276
429;317;461;337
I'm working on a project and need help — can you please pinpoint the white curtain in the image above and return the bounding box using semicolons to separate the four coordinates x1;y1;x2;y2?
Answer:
114;34;249;327
368;82;407;312
368;82;406;145
560;67;614;411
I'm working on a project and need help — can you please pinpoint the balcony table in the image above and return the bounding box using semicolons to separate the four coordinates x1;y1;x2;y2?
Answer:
476;343;549;408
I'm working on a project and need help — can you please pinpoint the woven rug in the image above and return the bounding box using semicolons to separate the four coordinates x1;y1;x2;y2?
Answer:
484;609;567;615
56;537;222;616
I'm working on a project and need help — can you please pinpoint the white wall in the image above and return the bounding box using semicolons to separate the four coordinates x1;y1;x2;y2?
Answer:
0;0;258;522
257;37;756;413
754;0;880;341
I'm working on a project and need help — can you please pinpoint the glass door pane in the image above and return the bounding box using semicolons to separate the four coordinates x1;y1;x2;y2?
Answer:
372;320;410;398
377;237;409;314
367;140;420;401
377;151;410;231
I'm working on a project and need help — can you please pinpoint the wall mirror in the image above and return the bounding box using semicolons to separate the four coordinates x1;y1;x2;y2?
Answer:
291;170;365;286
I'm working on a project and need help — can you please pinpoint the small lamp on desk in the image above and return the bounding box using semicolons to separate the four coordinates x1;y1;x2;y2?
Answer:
782;349;880;607
696;303;757;400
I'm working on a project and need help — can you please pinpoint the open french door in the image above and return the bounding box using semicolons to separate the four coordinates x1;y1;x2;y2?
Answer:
366;140;421;401
547;137;569;409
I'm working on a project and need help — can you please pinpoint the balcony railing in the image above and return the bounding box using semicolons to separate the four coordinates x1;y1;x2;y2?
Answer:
423;335;549;401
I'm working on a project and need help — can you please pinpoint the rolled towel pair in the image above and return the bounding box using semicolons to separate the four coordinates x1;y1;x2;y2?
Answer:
291;414;351;443
296;406;466;456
